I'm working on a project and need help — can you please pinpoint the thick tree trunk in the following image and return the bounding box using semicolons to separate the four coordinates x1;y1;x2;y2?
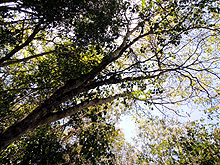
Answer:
0;99;52;151
0;93;122;151
0;27;130;151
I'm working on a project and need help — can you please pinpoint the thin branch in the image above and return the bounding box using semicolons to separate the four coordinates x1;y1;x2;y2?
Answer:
0;23;41;64
0;50;57;67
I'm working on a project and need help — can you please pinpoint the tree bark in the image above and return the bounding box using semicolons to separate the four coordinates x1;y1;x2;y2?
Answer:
0;93;123;151
0;23;139;151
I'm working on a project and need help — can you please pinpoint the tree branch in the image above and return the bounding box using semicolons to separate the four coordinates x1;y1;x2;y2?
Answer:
0;50;56;67
0;24;41;64
39;94;124;125
0;93;124;151
38;22;145;101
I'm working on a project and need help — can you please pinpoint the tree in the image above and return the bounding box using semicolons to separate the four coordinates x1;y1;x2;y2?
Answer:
0;0;220;156
0;106;120;164
132;117;220;164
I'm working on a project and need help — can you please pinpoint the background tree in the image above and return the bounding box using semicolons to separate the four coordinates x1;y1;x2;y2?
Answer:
131;116;220;164
0;0;220;163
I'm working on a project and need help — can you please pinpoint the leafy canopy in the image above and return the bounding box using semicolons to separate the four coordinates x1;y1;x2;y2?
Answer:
0;0;220;163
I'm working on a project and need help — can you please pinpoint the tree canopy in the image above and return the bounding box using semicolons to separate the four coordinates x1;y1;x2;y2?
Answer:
0;0;220;163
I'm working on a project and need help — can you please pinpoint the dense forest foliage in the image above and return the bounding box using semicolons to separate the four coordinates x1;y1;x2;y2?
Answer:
0;0;220;164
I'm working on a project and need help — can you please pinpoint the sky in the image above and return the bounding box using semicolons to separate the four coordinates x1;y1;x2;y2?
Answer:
118;100;219;143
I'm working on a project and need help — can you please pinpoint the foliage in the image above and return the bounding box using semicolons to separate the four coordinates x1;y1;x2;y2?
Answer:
134;117;220;164
0;0;220;163
0;106;120;164
0;125;66;164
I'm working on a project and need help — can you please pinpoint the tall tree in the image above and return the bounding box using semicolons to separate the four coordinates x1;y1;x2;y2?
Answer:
0;0;220;155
